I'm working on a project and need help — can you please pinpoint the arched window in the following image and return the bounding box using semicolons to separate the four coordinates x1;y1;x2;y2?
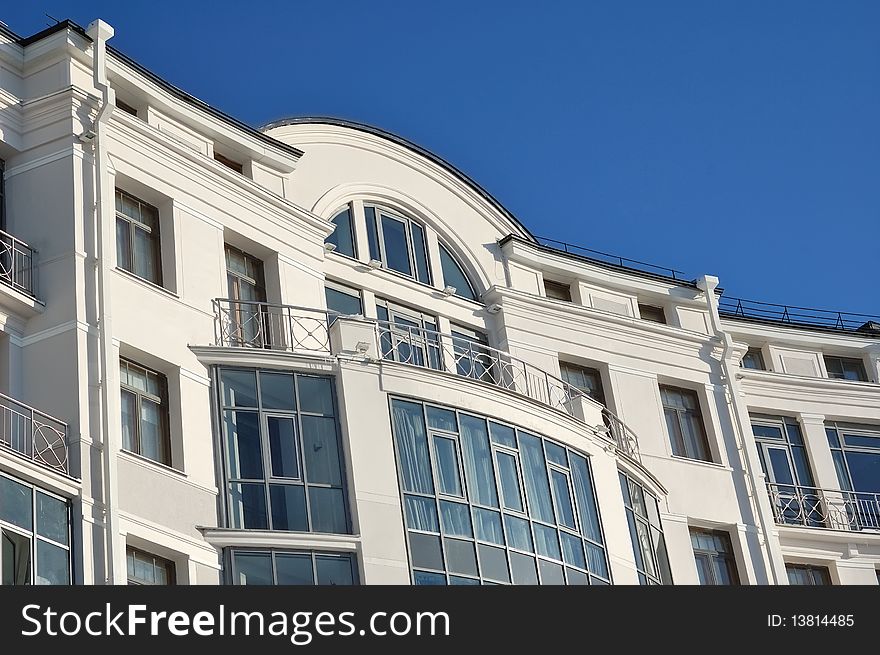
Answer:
439;243;477;301
325;206;356;258
364;206;431;284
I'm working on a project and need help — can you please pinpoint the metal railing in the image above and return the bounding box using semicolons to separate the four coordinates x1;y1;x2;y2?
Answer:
719;296;880;334
213;299;333;353
376;319;641;461
536;236;689;281
0;392;68;474
0;228;37;297
766;482;880;532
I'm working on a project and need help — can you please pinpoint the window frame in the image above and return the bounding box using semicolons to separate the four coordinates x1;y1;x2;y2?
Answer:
619;471;672;585
785;563;831;586
439;242;478;301
376;298;441;370
364;205;432;284
119;358;172;466
324;280;363;318
115;188;163;286
543;279;572;302
227;548;358;585
660;385;713;462
638;303;667;324
741;347;766;371
559;362;606;406
689;527;740;585
325;205;358;260
826;421;880;497
823;355;869;382
126;545;176;585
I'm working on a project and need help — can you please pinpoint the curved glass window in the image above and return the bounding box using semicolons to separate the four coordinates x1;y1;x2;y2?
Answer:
390;399;610;585
364;206;431;283
219;368;350;534
229;549;357;585
326;206;356;258
439;244;477;301
619;471;672;585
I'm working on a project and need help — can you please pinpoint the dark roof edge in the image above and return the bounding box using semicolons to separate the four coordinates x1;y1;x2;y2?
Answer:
719;313;880;339
261;116;536;242
9;19;304;159
498;234;711;291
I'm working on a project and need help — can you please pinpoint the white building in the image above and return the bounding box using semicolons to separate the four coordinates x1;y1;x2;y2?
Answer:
0;18;878;586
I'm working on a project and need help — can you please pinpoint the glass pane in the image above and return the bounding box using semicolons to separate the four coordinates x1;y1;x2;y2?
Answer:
566;568;589;585
545;443;568;467
0;475;33;530
259;372;296;410
404;495;439;532
767;448;795;485
228;483;268;529
826;427;841;448
2;530;31;585
534;524;560;560
328;208;355;258
694;554;712;585
478;544;509;583
426;407;458;432
221;370;258;407
120;389;138;452
752;424;784;440
560;532;586;568
308;487;347;533
409;533;444;570
460;415;498;507
439;245;475;300
233;552;272;585
786;566;810;585
449;575;480;585
503;515;533;552
325;286;362;316
297;377;335;416
301;415;343;486
496;452;524;512
520;433;554;523
139;398;164;463
472;508;504;545
35;541;69;585
381;214;412;276
413;570;445;585
133;226;159;283
434;436;462;496
444;538;478;576
785;422;805;445
843;433;880;449
275;553;313;585
489;422;516;447
410;222;431;283
712;557;736;585
843;452;880;493
509;552;539;585
682;412;709;461
439;501;472;537
224;411;263;479
550;469;577;529
391;400;434;494
269;484;308;531
116;217;132;271
538;560;565;585
268;416;299;479
586;541;610;579
36;492;68;545
364;207;381;261
570;454;602;542
316;555;355;585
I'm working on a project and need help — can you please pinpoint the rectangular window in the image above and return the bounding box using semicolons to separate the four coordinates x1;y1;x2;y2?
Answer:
115;98;138;116
741;347;766;370
661;385;712;462
214;151;244;174
225;244;267;347
376;299;441;370
324;282;362;317
826;421;880;530
219;369;350;534
230;549;357;585
450;325;494;383
638;304;666;324
559;362;606;405
786;564;831;586
126;546;175;585
326;205;357;259
115;189;162;285
690;528;739;585
824;356;868;382
364;205;431;284
619;471;672;585
544;280;572;302
120;359;171;466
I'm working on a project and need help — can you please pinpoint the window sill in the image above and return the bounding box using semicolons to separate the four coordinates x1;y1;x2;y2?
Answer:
118;449;184;478
114;267;179;299
667;454;733;472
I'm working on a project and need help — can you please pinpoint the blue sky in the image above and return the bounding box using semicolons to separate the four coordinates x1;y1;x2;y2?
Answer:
4;2;878;314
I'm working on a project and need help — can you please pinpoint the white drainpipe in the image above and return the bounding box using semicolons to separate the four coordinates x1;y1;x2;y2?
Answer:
85;19;121;584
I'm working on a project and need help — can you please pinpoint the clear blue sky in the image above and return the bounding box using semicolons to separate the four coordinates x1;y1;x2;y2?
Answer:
4;2;878;314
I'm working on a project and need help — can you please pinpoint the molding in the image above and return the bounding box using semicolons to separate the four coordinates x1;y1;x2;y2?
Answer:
277;251;326;281
117;450;218;495
117;511;220;562
179;366;211;387
198;527;360;552
189;345;336;371
18;319;94;347
3;145;84;178
174;199;224;231
606;363;661;380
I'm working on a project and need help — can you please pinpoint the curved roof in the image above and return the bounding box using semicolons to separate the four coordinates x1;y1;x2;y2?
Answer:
261;116;536;241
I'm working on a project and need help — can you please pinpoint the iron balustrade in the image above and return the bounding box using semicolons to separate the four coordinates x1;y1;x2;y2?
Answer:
213;299;333;353
375;319;642;461
536;236;689;281
766;482;880;532
0;391;68;474
0;228;37;297
719;296;880;334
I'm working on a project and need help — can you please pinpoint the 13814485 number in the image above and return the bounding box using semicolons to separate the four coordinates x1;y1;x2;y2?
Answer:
790;614;854;627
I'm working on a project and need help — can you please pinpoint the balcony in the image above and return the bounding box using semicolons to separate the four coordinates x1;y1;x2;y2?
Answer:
0;228;37;298
0;391;68;475
766;482;880;533
210;298;642;461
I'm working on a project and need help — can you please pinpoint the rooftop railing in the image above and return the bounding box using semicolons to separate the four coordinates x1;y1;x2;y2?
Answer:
0;228;37;298
535;236;689;282
766;482;880;532
719;296;880;334
0;391;68;474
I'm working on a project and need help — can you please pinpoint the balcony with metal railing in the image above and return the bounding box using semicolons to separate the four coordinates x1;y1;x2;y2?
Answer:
0;228;37;298
211;298;642;461
0;391;68;475
766;482;880;533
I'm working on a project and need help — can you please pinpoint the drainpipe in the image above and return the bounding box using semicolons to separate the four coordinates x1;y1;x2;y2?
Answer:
697;275;785;585
85;19;121;584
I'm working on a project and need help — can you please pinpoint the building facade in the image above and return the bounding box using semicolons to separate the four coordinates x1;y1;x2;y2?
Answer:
0;18;878;586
